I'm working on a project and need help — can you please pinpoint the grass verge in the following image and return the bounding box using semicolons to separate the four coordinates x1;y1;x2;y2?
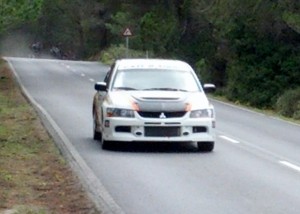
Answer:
0;59;98;214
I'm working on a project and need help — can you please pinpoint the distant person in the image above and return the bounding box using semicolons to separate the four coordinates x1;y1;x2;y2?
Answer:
50;45;63;59
31;42;42;58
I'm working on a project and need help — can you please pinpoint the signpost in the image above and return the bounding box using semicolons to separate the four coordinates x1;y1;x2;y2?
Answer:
123;27;132;58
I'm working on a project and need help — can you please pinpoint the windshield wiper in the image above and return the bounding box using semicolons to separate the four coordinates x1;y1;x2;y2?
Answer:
143;88;187;92
113;87;137;91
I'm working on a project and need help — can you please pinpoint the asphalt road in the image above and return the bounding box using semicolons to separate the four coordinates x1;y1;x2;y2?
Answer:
6;57;300;214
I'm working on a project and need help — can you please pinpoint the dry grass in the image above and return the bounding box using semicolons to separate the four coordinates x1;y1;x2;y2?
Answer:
0;60;98;214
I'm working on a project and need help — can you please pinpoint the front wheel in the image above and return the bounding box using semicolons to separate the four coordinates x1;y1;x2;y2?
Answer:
93;129;102;140
197;141;214;152
93;112;102;140
101;139;113;150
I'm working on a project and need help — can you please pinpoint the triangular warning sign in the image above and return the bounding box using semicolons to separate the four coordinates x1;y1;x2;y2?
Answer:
123;28;132;37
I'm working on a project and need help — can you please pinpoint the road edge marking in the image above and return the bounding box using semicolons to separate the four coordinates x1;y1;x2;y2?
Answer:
279;161;300;173
219;135;240;144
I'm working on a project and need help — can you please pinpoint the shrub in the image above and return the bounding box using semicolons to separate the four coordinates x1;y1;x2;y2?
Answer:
293;101;300;120
276;88;300;119
99;44;150;65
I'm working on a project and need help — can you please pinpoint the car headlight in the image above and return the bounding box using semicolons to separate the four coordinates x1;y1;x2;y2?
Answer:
106;108;135;118
190;109;214;118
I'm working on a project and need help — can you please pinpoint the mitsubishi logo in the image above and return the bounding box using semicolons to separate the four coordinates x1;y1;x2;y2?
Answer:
159;112;166;119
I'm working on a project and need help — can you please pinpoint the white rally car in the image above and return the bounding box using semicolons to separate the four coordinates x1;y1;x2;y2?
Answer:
93;59;216;151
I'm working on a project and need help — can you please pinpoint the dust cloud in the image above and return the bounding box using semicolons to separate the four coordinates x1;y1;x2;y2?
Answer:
0;33;34;57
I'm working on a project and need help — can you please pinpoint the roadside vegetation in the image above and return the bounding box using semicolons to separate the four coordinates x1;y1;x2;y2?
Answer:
0;59;98;213
1;0;299;119
276;88;300;120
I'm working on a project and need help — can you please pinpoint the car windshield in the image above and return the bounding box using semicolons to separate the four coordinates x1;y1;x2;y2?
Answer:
111;69;201;92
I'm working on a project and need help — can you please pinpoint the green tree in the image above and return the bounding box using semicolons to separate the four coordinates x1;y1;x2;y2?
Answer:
0;0;43;33
37;0;108;58
140;10;179;55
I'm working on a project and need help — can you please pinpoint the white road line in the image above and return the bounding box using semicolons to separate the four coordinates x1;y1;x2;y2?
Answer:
62;64;77;73
279;161;300;173
81;73;85;77
89;78;94;82
219;135;240;144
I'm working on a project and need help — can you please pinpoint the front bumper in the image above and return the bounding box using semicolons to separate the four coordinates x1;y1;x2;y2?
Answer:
100;116;215;143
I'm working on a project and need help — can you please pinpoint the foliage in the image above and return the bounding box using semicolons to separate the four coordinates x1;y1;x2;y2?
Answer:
0;0;43;33
36;0;108;58
105;4;180;56
195;58;208;80
1;0;300;117
276;88;300;120
99;44;151;65
105;11;135;44
282;11;300;34
209;0;300;110
140;9;179;55
226;21;300;108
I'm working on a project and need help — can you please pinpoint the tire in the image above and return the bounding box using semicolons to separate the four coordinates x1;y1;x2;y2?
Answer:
93;129;102;140
101;139;111;150
197;141;214;152
93;111;102;140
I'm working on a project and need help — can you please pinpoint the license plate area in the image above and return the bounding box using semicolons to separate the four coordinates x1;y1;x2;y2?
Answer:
145;126;181;137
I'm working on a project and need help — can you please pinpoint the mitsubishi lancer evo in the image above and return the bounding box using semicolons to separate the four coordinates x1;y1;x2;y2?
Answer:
92;59;216;151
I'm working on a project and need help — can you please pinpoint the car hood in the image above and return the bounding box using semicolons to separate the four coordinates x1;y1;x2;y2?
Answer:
106;91;210;111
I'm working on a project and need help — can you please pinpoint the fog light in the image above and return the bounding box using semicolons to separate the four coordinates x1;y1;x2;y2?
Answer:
183;132;189;136
135;131;142;136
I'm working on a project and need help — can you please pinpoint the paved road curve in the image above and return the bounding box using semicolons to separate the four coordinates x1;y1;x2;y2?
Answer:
6;57;300;214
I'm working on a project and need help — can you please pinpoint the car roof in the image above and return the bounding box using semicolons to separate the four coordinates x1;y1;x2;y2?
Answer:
115;58;193;71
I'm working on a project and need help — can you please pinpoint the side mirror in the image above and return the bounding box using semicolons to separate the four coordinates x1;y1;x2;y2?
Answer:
203;83;216;93
94;82;107;91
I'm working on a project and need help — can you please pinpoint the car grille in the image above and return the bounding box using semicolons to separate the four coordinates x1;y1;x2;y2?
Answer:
145;127;181;137
138;111;186;118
